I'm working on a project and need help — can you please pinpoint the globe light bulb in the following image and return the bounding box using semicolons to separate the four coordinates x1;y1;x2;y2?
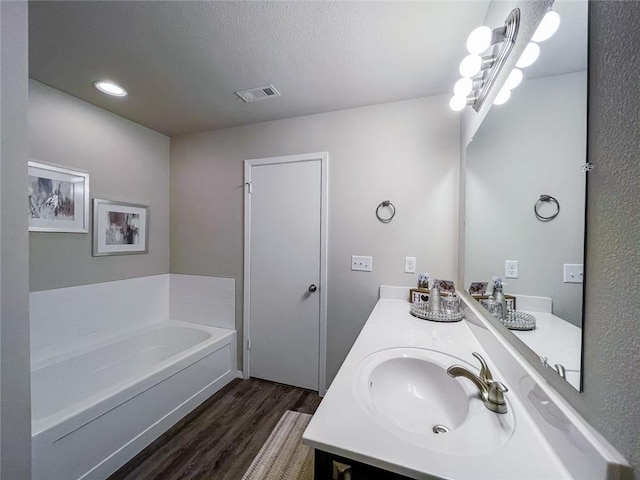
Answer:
454;78;473;97
466;26;492;55
505;68;523;90
516;43;540;69
449;95;467;112
532;11;560;42
459;54;482;78
493;85;511;105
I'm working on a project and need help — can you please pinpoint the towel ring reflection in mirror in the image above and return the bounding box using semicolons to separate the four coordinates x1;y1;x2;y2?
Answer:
534;195;560;222
376;200;396;223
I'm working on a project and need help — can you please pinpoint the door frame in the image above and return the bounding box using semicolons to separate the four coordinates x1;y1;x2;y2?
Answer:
243;152;329;395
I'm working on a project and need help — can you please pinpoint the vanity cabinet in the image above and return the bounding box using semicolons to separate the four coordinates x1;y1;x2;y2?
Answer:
314;450;413;480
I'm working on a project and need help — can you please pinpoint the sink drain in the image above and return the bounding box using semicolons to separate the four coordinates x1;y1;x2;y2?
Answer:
432;424;450;434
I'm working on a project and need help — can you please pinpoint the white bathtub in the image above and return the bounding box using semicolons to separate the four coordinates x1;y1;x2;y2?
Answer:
31;320;237;480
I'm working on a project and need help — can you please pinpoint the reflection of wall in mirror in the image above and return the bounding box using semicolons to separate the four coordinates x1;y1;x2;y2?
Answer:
465;71;587;327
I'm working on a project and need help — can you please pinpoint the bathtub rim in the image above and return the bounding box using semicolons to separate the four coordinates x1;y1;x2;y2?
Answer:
31;319;235;438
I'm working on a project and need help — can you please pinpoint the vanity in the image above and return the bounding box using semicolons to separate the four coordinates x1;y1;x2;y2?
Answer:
303;1;632;477
302;287;628;479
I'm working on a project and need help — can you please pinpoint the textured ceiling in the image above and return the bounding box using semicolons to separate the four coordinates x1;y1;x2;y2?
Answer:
29;1;490;136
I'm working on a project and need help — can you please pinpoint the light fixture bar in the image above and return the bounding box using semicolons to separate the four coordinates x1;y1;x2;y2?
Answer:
471;8;520;112
491;25;508;44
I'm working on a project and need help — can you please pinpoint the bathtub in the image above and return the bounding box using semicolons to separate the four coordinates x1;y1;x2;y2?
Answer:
31;320;237;480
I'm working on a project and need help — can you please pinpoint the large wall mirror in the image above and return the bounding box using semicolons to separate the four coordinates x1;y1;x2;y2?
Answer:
464;0;588;391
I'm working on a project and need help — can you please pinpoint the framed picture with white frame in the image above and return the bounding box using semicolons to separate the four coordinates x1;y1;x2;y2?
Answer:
92;199;149;256
28;161;90;233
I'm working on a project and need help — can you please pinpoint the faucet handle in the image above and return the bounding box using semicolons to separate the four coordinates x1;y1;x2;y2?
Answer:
487;380;508;406
472;352;493;383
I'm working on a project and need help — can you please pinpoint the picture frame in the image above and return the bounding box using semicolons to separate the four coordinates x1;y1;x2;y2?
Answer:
409;288;430;304
92;199;149;256
28;161;90;233
468;281;488;295
435;279;455;294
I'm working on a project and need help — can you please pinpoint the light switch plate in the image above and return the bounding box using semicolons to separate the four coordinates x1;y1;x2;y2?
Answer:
351;255;372;272
564;264;583;283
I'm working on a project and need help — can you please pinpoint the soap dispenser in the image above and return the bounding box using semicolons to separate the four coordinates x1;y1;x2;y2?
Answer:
492;278;507;320
428;279;442;312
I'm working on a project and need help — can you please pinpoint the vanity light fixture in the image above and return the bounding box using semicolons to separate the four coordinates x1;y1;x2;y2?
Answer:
449;8;520;112
450;3;560;111
93;80;128;97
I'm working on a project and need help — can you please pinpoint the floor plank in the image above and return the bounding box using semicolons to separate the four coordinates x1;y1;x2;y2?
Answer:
108;378;322;480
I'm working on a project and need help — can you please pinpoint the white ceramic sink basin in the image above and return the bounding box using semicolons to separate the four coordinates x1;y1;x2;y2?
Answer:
354;348;516;455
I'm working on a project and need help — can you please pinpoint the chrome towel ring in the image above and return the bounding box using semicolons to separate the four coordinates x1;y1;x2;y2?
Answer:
534;195;560;222
376;200;396;223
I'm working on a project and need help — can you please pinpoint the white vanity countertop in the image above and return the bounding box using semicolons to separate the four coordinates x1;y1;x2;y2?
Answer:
302;298;571;480
512;311;582;385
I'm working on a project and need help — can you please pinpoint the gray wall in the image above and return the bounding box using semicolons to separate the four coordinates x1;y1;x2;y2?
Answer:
0;2;31;477
170;95;460;383
29;80;170;292
465;72;587;326
577;1;640;473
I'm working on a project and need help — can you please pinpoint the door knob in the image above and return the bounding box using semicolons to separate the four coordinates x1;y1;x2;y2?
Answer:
308;284;317;293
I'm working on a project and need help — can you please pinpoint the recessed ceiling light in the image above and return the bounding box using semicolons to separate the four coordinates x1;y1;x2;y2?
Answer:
93;80;127;97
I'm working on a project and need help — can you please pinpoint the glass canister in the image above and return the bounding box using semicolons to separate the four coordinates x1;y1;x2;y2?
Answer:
441;293;460;314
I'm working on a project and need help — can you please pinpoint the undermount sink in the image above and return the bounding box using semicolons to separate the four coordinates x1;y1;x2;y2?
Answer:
354;348;516;455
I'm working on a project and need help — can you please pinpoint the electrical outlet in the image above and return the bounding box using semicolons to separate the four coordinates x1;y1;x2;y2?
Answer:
351;255;372;272
564;264;583;283
505;260;519;278
404;257;416;273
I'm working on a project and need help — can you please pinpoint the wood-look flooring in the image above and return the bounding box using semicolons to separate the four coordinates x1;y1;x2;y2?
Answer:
108;378;322;480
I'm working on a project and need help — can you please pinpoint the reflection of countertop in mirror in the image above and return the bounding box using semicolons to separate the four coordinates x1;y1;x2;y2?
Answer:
512;311;581;389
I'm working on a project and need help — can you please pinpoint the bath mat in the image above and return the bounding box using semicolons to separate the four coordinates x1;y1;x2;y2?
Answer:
241;410;314;480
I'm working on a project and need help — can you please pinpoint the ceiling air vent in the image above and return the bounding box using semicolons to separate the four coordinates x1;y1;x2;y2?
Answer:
235;85;281;103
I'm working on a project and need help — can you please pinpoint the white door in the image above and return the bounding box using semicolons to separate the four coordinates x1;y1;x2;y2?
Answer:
244;152;328;392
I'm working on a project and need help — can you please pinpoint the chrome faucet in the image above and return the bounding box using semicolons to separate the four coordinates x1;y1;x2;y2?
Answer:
447;352;509;414
540;356;567;380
